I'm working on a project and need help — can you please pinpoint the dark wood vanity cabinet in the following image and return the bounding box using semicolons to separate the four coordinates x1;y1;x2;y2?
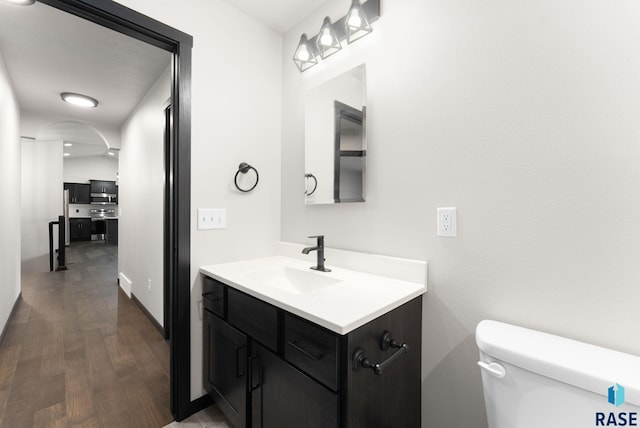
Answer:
252;341;339;428
202;275;422;428
203;309;248;428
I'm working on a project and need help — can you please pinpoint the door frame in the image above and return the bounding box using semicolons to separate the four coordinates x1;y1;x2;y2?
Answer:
37;0;196;421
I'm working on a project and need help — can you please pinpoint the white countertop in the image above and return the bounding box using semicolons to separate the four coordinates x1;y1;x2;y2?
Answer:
200;255;426;335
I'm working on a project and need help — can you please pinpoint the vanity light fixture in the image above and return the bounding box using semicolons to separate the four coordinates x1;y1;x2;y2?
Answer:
293;34;318;72
316;17;342;59
293;0;380;72
345;0;373;43
60;92;99;108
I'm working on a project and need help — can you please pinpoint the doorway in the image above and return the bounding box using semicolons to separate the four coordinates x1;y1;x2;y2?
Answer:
16;0;193;421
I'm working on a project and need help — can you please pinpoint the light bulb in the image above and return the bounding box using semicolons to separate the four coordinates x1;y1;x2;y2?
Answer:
297;47;310;62
320;29;333;46
347;13;362;28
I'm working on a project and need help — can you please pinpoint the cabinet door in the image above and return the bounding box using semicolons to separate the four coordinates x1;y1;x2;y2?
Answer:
91;180;116;194
75;184;91;204
204;311;248;428
90;180;102;194
64;183;90;204
102;181;116;194
69;219;91;241
252;343;339;428
106;219;118;245
69;220;81;241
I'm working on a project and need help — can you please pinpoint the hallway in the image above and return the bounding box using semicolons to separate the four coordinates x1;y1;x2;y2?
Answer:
0;241;173;427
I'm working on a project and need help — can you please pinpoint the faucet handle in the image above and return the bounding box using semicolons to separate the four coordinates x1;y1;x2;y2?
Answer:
308;235;325;244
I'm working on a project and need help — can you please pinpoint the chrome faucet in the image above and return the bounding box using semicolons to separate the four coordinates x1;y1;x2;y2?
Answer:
302;235;331;272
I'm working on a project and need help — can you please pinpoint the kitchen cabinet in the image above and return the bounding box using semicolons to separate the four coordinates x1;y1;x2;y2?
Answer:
105;219;118;245
202;276;421;428
64;182;91;204
69;218;91;241
90;180;116;194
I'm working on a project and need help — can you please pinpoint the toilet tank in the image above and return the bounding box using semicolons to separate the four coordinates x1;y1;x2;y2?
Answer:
476;320;640;428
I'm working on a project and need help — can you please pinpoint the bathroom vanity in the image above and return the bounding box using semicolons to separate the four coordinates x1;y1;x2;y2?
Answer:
201;253;426;428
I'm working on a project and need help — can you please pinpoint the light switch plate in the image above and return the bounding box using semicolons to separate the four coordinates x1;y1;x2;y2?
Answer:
437;207;457;237
198;208;227;230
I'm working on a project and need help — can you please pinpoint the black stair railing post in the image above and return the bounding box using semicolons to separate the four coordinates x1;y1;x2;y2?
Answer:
49;221;55;272
56;215;67;271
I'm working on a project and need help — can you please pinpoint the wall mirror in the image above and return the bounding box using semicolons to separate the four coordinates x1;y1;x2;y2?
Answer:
305;64;366;204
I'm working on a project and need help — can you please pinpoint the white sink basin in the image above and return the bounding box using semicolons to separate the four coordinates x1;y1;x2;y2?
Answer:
244;266;341;295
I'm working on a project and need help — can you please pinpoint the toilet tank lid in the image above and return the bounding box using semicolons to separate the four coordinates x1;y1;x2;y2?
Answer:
476;320;640;406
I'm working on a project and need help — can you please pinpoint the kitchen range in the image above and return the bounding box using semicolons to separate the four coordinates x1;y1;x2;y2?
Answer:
64;179;118;245
89;208;118;244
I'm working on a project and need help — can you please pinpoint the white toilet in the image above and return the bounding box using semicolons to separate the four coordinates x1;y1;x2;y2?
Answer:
476;320;640;428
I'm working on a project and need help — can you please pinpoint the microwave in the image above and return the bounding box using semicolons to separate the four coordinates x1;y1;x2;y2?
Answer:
90;194;117;204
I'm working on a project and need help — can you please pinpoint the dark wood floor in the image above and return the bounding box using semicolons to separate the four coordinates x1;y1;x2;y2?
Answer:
0;241;173;427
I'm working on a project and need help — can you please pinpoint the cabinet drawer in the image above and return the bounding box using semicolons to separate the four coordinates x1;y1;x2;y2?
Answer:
228;288;278;352
202;276;225;318
284;313;339;391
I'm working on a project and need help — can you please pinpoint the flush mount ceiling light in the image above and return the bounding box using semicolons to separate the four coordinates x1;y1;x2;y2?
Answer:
60;92;99;108
63;142;73;147
293;0;380;73
63;153;70;157
2;0;36;5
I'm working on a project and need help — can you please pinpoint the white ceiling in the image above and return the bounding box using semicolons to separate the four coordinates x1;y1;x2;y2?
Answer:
221;0;328;33
0;1;171;157
0;0;324;157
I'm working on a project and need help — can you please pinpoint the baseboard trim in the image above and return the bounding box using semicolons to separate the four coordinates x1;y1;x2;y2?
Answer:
131;293;164;337
0;292;22;346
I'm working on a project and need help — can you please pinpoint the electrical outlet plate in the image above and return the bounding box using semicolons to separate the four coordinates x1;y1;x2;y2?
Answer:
198;208;227;230
437;207;457;237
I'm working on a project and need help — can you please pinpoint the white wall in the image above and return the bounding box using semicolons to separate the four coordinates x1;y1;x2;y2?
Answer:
21;139;63;271
0;52;22;335
119;65;170;325
63;156;118;183
282;1;640;427
115;0;283;400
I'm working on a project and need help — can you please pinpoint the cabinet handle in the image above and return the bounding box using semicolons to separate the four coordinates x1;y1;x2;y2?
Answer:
249;355;262;391
352;345;408;375
352;332;409;376
236;346;246;378
287;339;324;361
